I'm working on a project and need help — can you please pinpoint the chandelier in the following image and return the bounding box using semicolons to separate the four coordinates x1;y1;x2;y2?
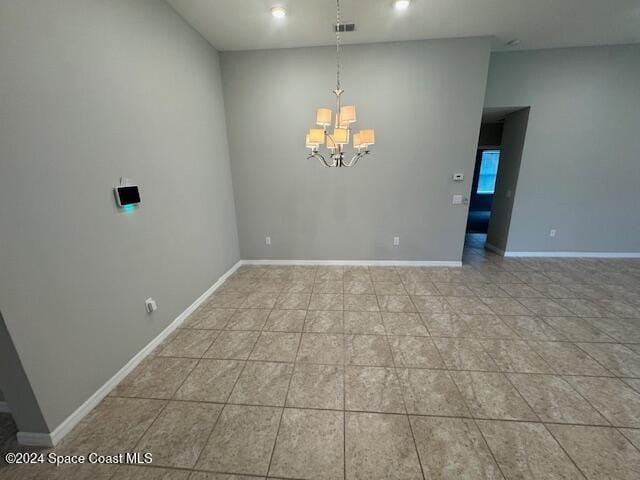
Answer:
305;0;375;167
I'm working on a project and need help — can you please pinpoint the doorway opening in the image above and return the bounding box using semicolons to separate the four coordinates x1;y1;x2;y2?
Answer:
465;107;530;255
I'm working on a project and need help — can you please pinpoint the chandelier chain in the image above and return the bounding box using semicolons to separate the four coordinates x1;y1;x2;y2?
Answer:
336;0;341;90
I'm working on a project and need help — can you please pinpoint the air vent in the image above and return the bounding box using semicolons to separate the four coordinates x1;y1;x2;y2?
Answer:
334;23;356;33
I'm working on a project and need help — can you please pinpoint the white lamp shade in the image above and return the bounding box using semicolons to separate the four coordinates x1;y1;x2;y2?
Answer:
308;128;325;145
339;105;356;126
306;134;319;149
332;128;349;145
353;132;362;149
316;108;332;127
359;129;375;146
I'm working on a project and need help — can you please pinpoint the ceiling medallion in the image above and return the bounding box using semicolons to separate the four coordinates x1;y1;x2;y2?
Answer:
305;0;375;167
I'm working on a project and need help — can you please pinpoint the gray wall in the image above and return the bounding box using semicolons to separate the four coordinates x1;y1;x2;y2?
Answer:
485;45;640;253
221;38;491;261
487;109;530;251
0;0;239;433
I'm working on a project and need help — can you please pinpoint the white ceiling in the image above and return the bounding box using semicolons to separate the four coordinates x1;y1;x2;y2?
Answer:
167;0;640;52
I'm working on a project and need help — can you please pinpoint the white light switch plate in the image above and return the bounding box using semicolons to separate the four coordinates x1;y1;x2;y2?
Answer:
452;195;463;205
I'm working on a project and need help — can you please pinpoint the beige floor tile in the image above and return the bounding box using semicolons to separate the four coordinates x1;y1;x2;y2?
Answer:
196;405;281;476
542;316;614;342
548;425;640;480
304;310;343;333
269;408;344;480
315;267;344;281
498;283;546;298
308;293;343;310
239;292;278;309
451;371;538;421
224;309;270;331
344;280;375;294
183;308;236;330
157;329;218;358
411;295;453;314
263;309;306;332
174;359;244;403
596;299;640;318
286;363;344;410
228;361;293;406
378;295;417;313
410;416;503;480
480;340;554;373
446;297;495;315
518;298;575;316
565;376;640;427
203;330;259;360
465;283;510;298
297;333;344;364
585;317;640;343
111;466;190;479
576;342;640;377
398;368;469;416
249;332;301;362
477;420;583;479
345;412;423;480
112;357;197;399
480;297;533;316
345;366;405;413
382;312;429;336
344;294;380;312
620;428;640;450
313;280;343;293
556;298;611;318
344;311;386;335
280;279;314;293
507;373;608;425
136;401;222;468
189;473;262;480
499;315;567;340
369;267;401;282
207;293;248;309
434;283;476;297
402;280;440;296
434;338;499;371
346;334;394;366
529;341;612;376
61;397;165;455
374;281;407;295
459;314;518;339
421;313;471;337
388;336;445;368
274;292;310;309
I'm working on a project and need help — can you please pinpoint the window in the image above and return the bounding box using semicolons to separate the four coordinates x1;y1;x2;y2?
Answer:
477;150;500;194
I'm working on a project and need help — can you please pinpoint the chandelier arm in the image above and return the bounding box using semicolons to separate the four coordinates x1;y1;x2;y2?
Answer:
344;151;365;167
308;153;334;168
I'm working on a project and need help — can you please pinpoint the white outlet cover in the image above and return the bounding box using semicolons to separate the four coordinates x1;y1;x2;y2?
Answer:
452;194;463;205
393;236;400;246
265;236;271;245
549;229;557;237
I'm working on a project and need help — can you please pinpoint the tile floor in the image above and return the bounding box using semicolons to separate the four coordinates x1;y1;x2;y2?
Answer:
2;234;640;479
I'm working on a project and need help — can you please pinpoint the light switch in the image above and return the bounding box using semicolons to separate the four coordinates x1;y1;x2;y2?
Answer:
453;173;464;181
452;195;463;205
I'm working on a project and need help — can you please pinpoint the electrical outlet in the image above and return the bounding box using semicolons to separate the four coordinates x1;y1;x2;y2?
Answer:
393;236;400;246
549;229;557;237
145;298;157;314
265;236;271;245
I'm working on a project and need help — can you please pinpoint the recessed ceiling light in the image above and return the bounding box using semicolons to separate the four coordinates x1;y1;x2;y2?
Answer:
271;6;286;19
505;39;521;47
394;0;411;11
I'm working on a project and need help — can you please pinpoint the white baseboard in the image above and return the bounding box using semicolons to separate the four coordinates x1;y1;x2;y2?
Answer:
0;401;10;413
484;243;505;256
241;259;462;267
17;260;242;447
503;251;640;258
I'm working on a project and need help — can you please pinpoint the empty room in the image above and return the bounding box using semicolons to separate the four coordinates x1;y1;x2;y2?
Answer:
2;0;640;479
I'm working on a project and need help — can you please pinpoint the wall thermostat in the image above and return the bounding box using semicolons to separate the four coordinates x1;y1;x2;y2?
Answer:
453;173;464;181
